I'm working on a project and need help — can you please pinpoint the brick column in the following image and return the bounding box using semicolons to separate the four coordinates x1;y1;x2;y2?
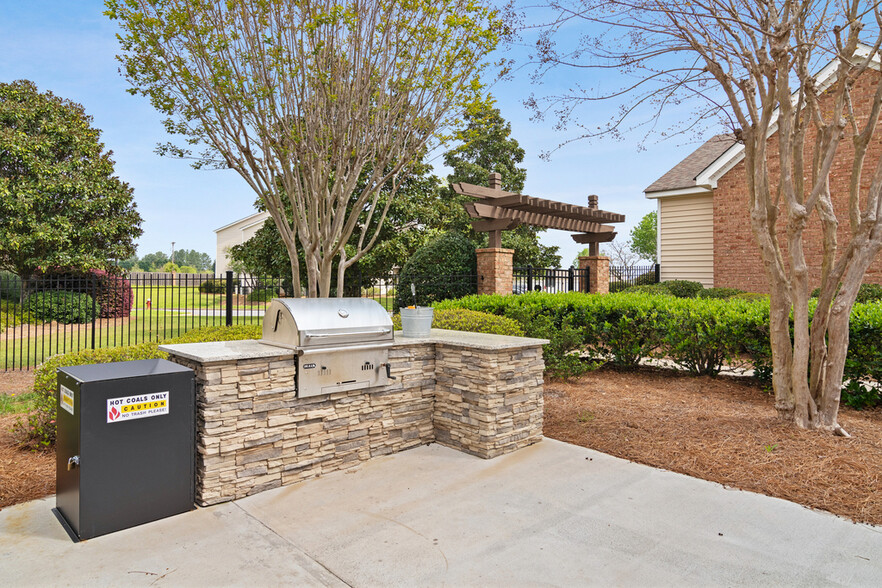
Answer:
476;247;514;295
578;255;610;294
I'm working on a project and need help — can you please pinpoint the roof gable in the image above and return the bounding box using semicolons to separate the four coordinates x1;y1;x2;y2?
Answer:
644;134;735;193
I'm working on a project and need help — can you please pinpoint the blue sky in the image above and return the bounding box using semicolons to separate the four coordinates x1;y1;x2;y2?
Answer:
0;1;711;268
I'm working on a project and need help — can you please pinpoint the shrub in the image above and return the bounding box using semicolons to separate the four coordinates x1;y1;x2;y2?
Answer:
810;283;882;303
635;271;658;286
199;278;236;294
842;302;882;408
732;292;769;301
0;270;22;300
396;232;477;309
435;291;770;377
622;283;672;296
247;286;279;303
608;280;629;293
438;290;882;405
661;280;705;298
25;291;97;323
34;269;134;318
15;324;263;449
391;308;524;337
165;324;262;344
697;287;745;299
660;297;763;375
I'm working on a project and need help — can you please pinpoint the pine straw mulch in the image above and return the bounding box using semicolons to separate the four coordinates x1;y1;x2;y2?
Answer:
544;367;882;527
0;414;55;510
0;371;54;510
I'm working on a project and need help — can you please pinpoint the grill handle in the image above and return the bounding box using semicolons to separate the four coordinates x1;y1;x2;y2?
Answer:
303;328;391;339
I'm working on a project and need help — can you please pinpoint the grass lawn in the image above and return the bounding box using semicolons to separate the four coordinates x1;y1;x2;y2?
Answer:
1;299;37;331
132;285;224;310
0;390;37;414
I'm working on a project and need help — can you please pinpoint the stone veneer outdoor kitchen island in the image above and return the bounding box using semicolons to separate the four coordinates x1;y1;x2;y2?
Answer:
159;329;548;506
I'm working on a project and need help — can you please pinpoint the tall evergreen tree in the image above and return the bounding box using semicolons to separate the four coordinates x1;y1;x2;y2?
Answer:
443;100;560;268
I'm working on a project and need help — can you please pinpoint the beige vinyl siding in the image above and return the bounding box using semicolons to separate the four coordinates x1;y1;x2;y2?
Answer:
659;194;714;287
215;212;270;274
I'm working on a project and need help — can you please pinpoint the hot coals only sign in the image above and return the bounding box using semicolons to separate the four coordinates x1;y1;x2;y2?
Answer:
107;392;169;423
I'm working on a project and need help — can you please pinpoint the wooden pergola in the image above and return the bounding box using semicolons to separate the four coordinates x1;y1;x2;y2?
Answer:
451;175;625;255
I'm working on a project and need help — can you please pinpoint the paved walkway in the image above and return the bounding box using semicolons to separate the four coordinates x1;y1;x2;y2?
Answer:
2;439;880;586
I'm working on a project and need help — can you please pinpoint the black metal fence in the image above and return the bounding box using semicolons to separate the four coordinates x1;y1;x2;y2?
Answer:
0;272;285;371
609;264;660;292
2;264;601;370
513;266;591;294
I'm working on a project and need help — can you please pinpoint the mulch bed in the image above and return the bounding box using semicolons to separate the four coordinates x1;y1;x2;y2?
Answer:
0;414;54;509
544;367;882;526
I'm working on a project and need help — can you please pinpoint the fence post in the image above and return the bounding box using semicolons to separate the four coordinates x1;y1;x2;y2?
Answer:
568;266;575;292
225;271;234;327
526;265;533;292
90;275;97;350
654;263;661;283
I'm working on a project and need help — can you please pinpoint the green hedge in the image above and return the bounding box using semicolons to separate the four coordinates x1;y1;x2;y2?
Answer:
198;278;239;294
15;324;263;449
25;291;98;324
435;292;882;406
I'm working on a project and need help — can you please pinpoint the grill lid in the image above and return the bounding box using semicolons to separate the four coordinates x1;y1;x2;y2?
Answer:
262;298;393;350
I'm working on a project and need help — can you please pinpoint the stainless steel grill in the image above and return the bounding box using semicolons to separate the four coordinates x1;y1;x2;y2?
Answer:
261;298;394;398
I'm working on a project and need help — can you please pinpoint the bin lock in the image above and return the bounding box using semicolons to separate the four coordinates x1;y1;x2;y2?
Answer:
67;455;80;471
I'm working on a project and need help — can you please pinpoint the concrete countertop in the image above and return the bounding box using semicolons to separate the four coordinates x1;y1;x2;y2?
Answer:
392;328;549;350
159;329;548;363
159;339;295;364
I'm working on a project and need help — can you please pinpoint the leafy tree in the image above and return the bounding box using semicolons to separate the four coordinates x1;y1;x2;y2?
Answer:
139;251;169;272
117;255;140;272
162;262;181;273
630;212;657;263
173;249;213;272
0;80;142;279
443;99;561;267
529;1;882;434
108;0;500;297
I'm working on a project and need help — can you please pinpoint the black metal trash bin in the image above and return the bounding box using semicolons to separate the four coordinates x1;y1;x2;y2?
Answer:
55;358;195;540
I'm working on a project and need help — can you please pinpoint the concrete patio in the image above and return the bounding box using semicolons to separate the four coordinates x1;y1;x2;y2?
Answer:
1;438;880;587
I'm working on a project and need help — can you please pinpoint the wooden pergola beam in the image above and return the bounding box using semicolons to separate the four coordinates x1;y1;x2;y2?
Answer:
471;218;520;232
453;181;625;223
451;182;518;199
469;203;617;234
571;232;617;244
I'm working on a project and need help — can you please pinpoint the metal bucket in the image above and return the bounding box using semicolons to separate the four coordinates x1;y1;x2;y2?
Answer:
400;307;434;338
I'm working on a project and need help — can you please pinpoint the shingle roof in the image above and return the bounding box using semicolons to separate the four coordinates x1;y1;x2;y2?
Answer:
644;134;737;193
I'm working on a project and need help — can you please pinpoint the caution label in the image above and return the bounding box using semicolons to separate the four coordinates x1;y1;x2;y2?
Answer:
60;385;75;415
107;392;169;423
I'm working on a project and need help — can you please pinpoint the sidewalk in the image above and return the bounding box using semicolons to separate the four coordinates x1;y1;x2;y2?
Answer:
2;439;880;586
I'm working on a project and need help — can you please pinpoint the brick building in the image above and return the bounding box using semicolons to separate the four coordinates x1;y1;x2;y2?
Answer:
645;54;882;293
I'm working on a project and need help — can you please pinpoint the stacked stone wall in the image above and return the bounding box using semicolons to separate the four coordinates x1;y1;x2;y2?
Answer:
165;334;546;506
433;344;544;458
173;345;436;506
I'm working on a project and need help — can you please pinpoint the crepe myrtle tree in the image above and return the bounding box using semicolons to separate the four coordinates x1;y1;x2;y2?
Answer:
528;1;882;435
107;0;501;297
